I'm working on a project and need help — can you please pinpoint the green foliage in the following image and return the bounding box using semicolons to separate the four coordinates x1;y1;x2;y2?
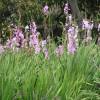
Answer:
0;44;100;100
0;0;99;42
0;1;4;11
0;0;99;24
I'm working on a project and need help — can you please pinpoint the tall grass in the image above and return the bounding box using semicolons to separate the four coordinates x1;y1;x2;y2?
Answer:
0;44;100;100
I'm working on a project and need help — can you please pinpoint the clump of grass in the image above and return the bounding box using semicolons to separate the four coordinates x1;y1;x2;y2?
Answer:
0;44;100;100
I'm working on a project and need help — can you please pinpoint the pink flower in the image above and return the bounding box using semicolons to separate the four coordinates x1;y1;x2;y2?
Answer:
64;3;70;15
34;45;41;54
30;22;37;33
41;40;49;59
59;45;64;55
6;26;25;50
82;19;93;30
6;39;12;48
44;48;49;59
29;34;41;54
43;5;49;15
68;38;76;54
29;22;41;54
42;40;47;48
68;14;72;22
82;19;89;30
22;39;28;48
29;35;34;47
15;28;24;47
55;47;59;56
55;45;64;56
67;26;77;54
68;26;75;37
90;21;94;30
98;23;100;32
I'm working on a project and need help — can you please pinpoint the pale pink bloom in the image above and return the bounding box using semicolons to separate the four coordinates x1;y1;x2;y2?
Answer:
68;38;76;54
55;45;64;56
82;20;93;30
18;31;24;40
64;3;69;15
22;39;28;48
6;39;12;48
98;23;100;31
29;22;41;54
58;45;64;55
42;40;47;48
82;19;89;30
12;27;24;48
55;47;59;56
87;36;92;41
41;40;49;59
29;35;34;47
75;26;79;47
6;26;24;50
68;14;72;22
30;22;37;33
68;26;75;38
25;25;29;32
29;34;41;54
74;26;78;38
67;26;77;54
42;47;49;59
44;48;49;59
87;22;93;30
90;22;94;30
65;22;68;27
34;45;41;54
43;5;49;15
33;34;39;45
